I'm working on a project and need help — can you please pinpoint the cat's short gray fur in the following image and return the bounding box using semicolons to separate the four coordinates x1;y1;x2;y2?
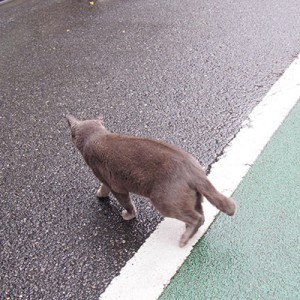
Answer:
66;114;237;247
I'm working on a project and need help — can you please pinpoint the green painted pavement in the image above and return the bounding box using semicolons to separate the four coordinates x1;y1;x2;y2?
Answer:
160;100;300;300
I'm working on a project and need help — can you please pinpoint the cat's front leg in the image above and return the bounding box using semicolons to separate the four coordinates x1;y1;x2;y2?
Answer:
112;191;137;220
96;183;111;198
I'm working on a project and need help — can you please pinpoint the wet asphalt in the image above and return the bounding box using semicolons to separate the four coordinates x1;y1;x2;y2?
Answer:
1;0;300;299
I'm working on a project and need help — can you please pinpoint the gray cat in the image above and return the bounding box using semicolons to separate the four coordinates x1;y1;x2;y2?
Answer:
66;115;237;247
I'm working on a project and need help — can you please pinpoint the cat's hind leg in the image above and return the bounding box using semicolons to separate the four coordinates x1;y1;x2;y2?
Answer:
112;191;137;220
178;210;204;247
151;185;204;247
96;183;111;198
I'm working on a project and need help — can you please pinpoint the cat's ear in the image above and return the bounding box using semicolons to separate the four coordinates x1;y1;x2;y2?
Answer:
66;114;79;128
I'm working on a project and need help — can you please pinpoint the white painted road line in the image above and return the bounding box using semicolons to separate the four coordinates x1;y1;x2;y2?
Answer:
99;53;300;300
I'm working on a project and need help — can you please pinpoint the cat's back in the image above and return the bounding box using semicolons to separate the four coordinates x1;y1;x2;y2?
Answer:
100;133;201;175
101;133;188;159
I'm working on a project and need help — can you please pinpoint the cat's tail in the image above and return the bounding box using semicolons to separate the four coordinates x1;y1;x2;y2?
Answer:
195;178;237;216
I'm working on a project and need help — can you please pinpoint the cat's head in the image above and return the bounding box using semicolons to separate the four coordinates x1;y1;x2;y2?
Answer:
66;114;107;149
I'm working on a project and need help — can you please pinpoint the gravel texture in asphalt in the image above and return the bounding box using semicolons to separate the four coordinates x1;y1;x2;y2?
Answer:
1;0;300;298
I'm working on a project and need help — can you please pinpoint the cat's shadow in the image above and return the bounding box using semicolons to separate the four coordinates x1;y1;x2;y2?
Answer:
88;196;148;252
95;196;139;226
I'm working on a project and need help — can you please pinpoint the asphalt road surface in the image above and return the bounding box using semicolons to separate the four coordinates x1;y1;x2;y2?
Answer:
1;0;300;299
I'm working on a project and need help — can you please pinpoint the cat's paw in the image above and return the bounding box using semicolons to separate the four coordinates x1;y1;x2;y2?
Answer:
179;237;188;248
121;210;136;221
96;186;110;198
